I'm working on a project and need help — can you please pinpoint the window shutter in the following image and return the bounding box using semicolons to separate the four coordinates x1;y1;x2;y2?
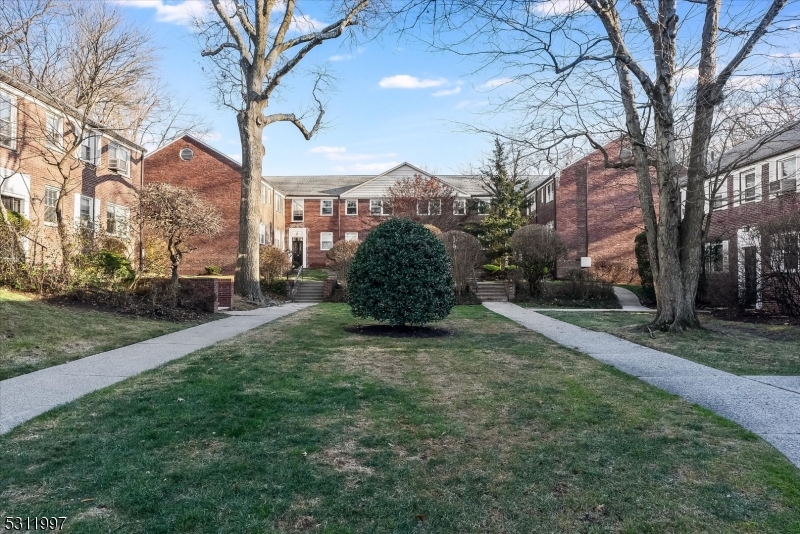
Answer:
732;174;740;207
722;240;729;272
93;198;101;226
73;193;81;222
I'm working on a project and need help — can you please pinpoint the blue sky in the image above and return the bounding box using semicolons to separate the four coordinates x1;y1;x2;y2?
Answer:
118;0;515;176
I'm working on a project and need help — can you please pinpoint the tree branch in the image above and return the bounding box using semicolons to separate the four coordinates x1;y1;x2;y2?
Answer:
205;0;252;65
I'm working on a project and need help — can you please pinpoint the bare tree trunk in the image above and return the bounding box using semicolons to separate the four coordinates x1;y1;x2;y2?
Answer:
234;99;267;301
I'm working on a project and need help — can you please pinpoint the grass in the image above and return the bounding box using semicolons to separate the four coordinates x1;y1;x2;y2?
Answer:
298;269;330;282
2;304;799;532
539;311;800;376
0;289;219;380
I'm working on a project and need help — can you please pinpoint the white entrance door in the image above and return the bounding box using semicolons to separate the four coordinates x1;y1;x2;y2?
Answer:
288;228;308;268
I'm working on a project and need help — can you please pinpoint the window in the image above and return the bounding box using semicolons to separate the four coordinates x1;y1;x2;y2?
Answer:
320;232;333;250
261;182;267;204
46;113;63;149
320;199;334;216
1;195;21;213
275;192;284;214
740;170;757;203
79;131;100;165
78;195;93;227
476;200;488;215
292;199;304;222
106;203;130;237
108;143;130;177
345;199;358;215
0;91;16;149
274;230;282;248
783;237;799;272
259;222;266;245
544;182;554;203
44;186;58;224
179;147;194;161
453;198;466;215
370;199;390;216
265;184;272;204
779;157;797;180
708;177;727;210
417;199;441;216
704;241;728;273
345;232;359;242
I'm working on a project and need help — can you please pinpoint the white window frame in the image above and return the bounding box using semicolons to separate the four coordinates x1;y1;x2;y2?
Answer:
320;232;334;251
0;90;16;150
46;113;64;150
265;184;273;204
259;222;266;245
275;192;285;214
274;229;282;248
739;169;758;203
345;199;358;216
292;199;304;222
416;199;441;216
106;203;130;237
708;177;727;211
345;232;359;242
43;186;58;225
320;199;334;216
476;199;488;215
260;182;267;204
370;199;390;216
453;198;466;215
78;130;101;165
74;193;98;229
108;142;130;177
544;182;554;203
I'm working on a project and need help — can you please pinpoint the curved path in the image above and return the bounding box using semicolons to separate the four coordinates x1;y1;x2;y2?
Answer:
0;303;314;434
484;302;800;468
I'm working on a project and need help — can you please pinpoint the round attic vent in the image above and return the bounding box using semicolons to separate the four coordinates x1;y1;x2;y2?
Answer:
179;147;194;161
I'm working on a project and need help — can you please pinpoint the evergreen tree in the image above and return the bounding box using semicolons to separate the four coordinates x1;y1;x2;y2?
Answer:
479;139;530;265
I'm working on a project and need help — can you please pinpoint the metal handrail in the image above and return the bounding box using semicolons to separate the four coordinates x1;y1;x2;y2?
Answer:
290;265;303;301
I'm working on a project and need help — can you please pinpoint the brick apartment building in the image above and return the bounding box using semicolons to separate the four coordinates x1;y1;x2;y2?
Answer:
268;163;552;268
144;135;286;275
555;138;659;279
0;72;144;265
702;125;800;308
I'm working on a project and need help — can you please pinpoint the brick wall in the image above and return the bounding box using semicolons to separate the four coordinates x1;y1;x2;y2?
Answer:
555;139;659;279
0;85;142;266
145;136;243;276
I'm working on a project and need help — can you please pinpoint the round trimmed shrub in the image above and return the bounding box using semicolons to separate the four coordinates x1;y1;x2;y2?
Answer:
348;218;454;326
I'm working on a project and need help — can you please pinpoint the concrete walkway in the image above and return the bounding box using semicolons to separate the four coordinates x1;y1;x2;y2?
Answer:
0;303;314;434
613;286;653;311
483;302;800;468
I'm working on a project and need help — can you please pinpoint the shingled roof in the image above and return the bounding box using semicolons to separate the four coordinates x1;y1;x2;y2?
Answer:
714;122;800;173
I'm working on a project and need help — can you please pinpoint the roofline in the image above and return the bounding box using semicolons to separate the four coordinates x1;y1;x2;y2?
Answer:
145;134;243;172
0;71;145;153
341;162;472;198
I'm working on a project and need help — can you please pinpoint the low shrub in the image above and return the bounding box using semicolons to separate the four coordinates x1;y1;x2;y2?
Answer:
549;270;616;302
261;278;288;297
326;240;360;288
260;245;291;283
204;265;222;275
483;264;501;273
591;260;637;284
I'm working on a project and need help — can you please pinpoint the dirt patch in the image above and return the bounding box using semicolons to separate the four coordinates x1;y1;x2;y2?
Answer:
344;324;453;338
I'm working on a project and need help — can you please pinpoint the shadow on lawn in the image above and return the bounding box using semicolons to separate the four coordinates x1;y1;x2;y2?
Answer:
344;324;453;338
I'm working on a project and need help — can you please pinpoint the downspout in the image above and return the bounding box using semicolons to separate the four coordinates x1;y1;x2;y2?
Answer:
337;197;341;241
585;161;590;259
139;150;145;272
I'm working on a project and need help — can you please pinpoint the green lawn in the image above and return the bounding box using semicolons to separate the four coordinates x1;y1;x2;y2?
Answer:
2;304;799;532
0;289;219;380
539;311;800;375
297;268;330;281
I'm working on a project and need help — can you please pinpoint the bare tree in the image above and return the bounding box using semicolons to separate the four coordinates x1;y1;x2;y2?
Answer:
138;183;222;284
439;230;483;295
197;0;370;302
386;174;464;231
397;0;798;330
511;224;564;296
326;239;360;288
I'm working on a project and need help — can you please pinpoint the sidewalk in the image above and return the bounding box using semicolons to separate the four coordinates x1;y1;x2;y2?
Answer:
0;303;315;434
484;302;800;468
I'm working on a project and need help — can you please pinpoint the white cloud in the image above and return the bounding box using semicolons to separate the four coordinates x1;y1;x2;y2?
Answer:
432;87;462;97
378;75;447;89
329;47;366;62
482;77;513;89
531;0;588;16
114;0;210;26
352;162;399;172
291;14;325;33
309;146;347;154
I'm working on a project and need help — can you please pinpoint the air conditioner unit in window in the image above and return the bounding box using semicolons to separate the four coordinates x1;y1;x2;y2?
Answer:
108;158;120;171
780;178;797;194
770;180;782;193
